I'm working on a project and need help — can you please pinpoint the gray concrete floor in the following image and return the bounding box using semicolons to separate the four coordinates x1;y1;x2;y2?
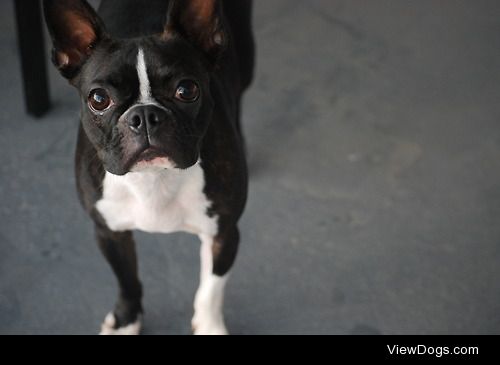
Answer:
1;0;500;335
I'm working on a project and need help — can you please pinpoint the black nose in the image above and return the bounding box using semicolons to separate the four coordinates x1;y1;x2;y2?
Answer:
127;105;170;134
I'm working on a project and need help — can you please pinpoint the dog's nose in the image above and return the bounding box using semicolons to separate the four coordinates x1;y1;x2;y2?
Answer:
127;105;170;134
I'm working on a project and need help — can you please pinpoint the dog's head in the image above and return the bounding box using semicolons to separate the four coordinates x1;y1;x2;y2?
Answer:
44;0;226;175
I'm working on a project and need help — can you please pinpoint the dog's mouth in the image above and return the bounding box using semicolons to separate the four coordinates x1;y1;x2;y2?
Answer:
137;147;167;162
128;147;175;172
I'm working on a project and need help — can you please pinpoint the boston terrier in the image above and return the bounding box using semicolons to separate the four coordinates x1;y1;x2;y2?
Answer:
43;0;254;335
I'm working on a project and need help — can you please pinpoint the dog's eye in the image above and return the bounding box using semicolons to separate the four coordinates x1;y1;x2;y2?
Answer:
88;88;112;112
175;80;200;102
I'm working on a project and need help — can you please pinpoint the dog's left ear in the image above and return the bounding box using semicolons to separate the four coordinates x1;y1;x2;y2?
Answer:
43;0;107;79
163;0;226;63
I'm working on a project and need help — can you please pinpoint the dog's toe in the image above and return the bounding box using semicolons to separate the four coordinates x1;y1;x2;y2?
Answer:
99;312;142;335
193;322;228;335
192;314;228;335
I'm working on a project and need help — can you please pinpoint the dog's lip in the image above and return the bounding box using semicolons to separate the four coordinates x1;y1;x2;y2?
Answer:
124;147;169;171
136;147;167;162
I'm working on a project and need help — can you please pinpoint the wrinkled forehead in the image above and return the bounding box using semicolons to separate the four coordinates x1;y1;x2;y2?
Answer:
79;37;207;91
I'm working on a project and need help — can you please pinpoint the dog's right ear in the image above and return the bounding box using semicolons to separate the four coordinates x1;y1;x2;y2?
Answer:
43;0;107;79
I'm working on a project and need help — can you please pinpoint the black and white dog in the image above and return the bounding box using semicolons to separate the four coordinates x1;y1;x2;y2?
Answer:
43;0;254;335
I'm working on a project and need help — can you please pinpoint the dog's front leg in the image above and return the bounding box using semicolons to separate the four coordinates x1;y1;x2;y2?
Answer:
192;226;240;335
95;226;143;335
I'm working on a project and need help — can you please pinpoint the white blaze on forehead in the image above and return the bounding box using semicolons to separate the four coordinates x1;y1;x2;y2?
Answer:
136;48;152;103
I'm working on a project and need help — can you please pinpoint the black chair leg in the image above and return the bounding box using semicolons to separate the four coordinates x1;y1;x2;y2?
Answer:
14;0;50;118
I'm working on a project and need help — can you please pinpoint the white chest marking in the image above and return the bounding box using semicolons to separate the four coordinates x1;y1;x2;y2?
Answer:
95;165;218;236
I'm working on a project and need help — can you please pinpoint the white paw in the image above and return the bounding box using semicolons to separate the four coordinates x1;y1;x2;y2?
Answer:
192;313;228;335
99;312;142;335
